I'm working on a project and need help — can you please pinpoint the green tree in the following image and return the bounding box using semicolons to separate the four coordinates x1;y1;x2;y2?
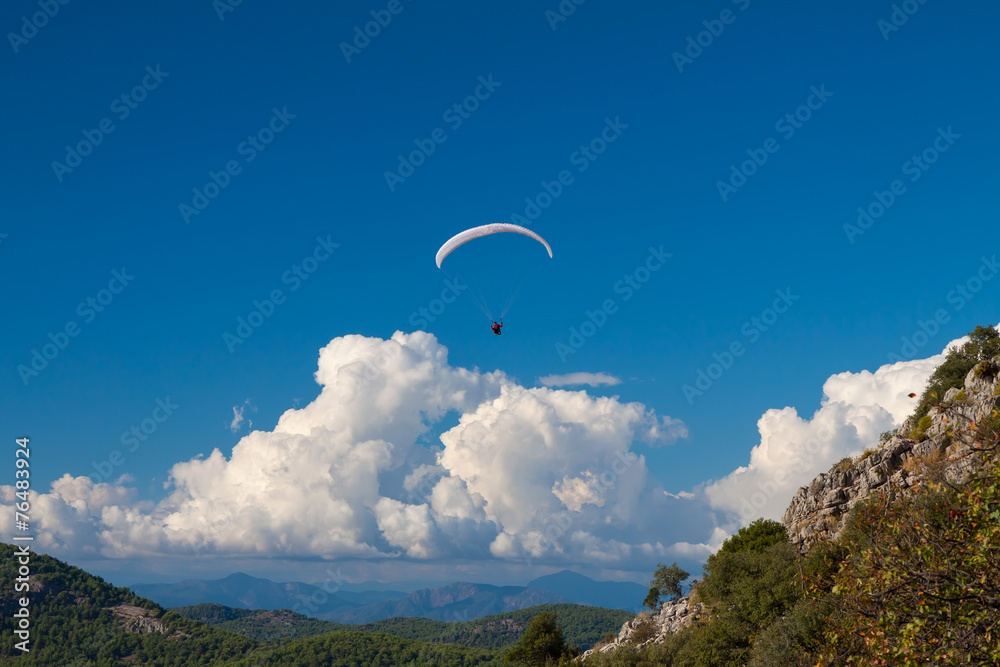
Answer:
668;520;800;666
915;323;1000;418
647;562;690;609
504;611;575;666
967;323;1000;359
714;518;788;555
642;587;661;612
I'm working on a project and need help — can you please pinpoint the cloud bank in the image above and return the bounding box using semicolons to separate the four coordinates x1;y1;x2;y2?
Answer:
9;332;698;571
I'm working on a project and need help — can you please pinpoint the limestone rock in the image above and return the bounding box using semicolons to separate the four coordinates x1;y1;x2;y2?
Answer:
782;356;1000;551
578;596;703;661
106;604;170;635
581;355;999;663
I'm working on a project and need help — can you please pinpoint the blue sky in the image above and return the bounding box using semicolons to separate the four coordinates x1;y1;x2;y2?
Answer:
2;0;998;590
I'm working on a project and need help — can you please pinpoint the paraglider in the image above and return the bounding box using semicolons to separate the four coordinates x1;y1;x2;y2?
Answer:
435;223;553;334
435;223;552;269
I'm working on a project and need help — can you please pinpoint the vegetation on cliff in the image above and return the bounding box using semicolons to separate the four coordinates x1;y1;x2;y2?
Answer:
583;324;1000;666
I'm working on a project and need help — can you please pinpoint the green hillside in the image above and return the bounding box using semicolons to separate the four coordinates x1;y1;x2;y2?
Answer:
0;546;499;665
376;603;632;651
0;544;256;665
172;600;632;652
0;544;625;665
242;630;501;666
171;603;352;641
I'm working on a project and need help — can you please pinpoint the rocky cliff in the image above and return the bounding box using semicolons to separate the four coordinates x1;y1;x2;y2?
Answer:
106;604;175;635
579;355;999;662
579;596;703;660
782;357;1000;550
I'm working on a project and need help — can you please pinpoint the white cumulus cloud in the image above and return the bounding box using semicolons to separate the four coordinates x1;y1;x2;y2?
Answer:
6;332;700;572
702;341;957;526
553;472;607;512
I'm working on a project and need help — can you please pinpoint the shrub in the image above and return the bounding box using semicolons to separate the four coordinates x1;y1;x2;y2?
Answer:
504;611;577;665
973;360;998;378
580;630;689;666
670;613;754;667
747;598;829;667
834;457;854;472
701;540;799;629
628;614;657;646
902;448;947;485
686;582;701;606
857;448;878;463
910;415;933;441
975;408;1000;447
817;455;1000;665
715;519;789;555
579;644;641;666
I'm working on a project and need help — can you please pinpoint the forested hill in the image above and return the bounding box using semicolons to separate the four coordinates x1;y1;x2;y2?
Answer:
173;600;632;650
168;602;352;640
0;543;257;665
0;545;494;665
0;544;628;665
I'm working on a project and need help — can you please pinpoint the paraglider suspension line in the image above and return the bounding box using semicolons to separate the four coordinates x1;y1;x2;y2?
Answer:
450;270;494;322
499;265;531;320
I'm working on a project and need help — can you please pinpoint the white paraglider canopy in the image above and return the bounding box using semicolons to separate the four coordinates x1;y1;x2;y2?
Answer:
435;223;553;269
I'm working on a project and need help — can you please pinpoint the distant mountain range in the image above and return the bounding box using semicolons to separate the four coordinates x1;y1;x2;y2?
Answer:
320;582;567;623
130;569;648;622
528;570;648;612
130;572;358;614
172;601;634;650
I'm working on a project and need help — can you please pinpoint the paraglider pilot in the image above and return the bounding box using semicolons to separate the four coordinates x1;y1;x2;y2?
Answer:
491;321;503;336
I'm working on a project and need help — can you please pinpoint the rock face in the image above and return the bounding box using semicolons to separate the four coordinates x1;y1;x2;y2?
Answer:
106;604;171;634
579;597;703;660
782;359;1000;551
579;357;999;663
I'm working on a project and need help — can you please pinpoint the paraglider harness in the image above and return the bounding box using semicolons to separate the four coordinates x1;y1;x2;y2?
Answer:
491;320;503;335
